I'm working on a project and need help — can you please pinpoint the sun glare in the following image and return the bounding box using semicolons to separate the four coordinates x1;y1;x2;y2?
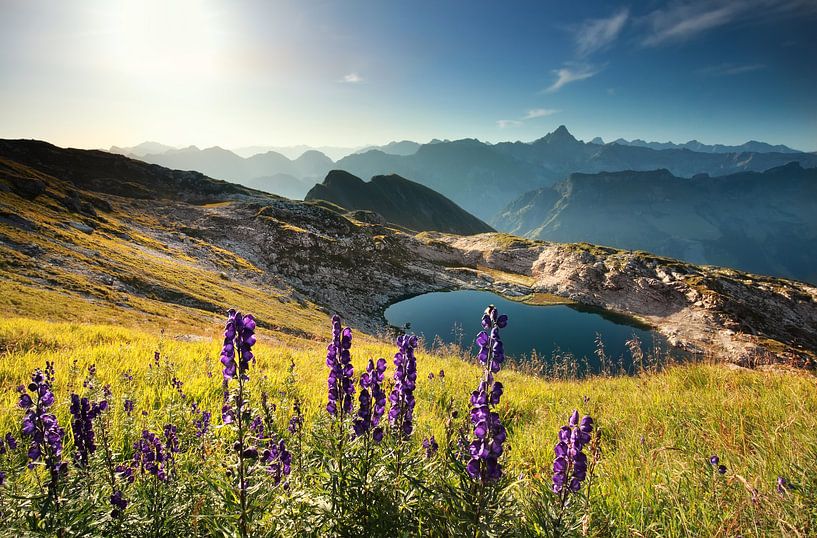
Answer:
100;0;226;80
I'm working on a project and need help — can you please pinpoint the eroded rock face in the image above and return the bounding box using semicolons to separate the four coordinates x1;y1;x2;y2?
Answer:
156;197;817;368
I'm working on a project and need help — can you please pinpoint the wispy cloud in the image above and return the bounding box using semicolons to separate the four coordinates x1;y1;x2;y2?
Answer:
340;72;363;83
496;119;524;128
544;64;601;93
497;108;560;128
524;108;559;119
575;8;629;57
698;63;766;76
640;0;817;47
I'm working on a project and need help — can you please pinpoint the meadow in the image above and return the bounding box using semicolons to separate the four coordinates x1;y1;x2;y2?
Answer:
0;310;814;537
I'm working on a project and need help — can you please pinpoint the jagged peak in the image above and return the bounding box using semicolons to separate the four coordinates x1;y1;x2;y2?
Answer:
534;125;579;145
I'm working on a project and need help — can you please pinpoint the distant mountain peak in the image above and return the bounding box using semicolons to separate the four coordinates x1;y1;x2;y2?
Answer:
535;125;579;145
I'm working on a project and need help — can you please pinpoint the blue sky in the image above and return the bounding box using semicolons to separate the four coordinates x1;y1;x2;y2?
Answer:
1;0;815;150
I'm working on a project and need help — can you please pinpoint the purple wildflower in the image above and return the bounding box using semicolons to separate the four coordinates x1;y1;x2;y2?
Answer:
422;436;439;458
476;305;508;373
220;309;257;381
20;369;66;476
388;334;418;437
777;476;789;495
222;403;235;425
163;424;180;454
69;394;103;467
115;464;134;484
354;358;387;440
133;430;170;481
195;410;211;438
288;400;303;435
0;471;5;486
262;438;292;486
124;399;134;415
325;315;355;417
709;454;726;474
0;433;16;456
466;306;508;483
552;410;593;494
110;490;128;519
171;377;186;399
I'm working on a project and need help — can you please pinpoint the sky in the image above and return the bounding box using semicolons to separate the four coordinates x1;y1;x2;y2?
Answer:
1;0;816;151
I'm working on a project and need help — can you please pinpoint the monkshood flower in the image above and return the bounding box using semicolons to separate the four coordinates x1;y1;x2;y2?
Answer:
163;424;180;454
220;309;257;381
388;334;418;437
115;464;134;484
69;394;103;467
466;306;509;483
476;306;508;373
20;369;67;476
249;415;264;438
422;436;439;458
110;490;128;519
325;315;355;417
709;455;727;474
552;410;593;494
132;429;169;481
0;433;18;455
354;358;387;440
288;400;304;435
195;410;211;438
262;438;292;486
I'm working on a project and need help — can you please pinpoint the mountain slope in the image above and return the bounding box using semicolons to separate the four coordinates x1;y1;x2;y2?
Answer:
305;170;494;235
493;164;817;283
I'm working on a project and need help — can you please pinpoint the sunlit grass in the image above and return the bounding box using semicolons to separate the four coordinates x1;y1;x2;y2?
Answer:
1;317;814;535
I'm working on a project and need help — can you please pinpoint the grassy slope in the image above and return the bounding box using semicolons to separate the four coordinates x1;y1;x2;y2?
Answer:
0;317;815;535
1;158;816;535
0;160;325;338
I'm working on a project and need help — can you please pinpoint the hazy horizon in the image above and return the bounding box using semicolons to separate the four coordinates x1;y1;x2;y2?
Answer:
2;0;816;151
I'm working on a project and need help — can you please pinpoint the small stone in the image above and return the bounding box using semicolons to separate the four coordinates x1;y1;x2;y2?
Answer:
68;221;94;234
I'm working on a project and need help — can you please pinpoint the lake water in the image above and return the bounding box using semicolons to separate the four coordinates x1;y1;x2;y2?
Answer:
385;290;667;374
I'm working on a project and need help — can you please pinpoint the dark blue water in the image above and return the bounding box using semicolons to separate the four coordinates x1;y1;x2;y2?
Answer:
385;290;664;372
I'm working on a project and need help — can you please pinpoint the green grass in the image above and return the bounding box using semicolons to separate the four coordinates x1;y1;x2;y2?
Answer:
0;317;814;535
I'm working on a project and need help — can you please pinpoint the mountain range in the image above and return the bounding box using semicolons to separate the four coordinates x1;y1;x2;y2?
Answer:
109;127;816;217
493;163;817;284
305;170;493;235
336;126;817;220
608;138;802;154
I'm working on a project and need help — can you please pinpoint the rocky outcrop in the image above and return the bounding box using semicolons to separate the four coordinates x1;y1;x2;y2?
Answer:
164;196;816;368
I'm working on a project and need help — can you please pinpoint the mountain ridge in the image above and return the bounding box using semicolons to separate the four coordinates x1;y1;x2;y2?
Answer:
305;170;494;235
493;163;817;283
